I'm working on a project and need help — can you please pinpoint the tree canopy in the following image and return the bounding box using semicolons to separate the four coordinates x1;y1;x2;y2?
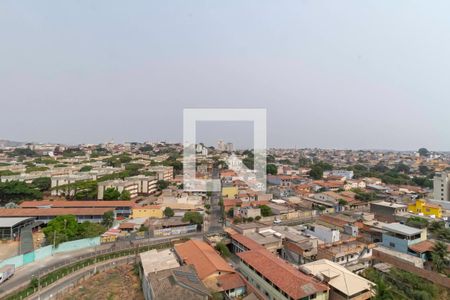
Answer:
266;164;277;175
43;215;106;246
31;177;51;192
103;187;121;200
183;211;203;225
163;207;175;218
0;181;42;206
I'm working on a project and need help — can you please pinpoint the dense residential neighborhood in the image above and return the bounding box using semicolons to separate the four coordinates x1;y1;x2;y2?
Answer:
0;142;449;299
2;1;450;299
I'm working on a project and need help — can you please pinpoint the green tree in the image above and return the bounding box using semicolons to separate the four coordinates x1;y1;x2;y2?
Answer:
163;207;175;218
0;181;42;205
431;241;449;273
260;205;272;217
77;222;106;238
43;215;79;245
227;207;234;218
215;242;231;258
309;166;324;179
418;148;430;157
338;199;348;206
31;177;51;192
157;180;170;190
266;164;277;175
101;211;115;228
103;187;121;200
119;190;131;200
183;211;204;225
298;156;311;167
79;165;93;172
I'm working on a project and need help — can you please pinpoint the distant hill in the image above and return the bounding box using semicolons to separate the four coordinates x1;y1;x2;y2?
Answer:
0;139;24;148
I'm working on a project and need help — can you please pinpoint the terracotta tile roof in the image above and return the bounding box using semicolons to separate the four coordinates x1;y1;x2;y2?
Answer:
223;199;242;207
0;207;114;217
175;240;234;280
217;273;245;291
237;249;328;299
409;240;450;253
230;233;265;251
313;180;344;188
20;200;136;208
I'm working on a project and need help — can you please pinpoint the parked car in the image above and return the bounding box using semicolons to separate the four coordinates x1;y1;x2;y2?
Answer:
0;265;15;284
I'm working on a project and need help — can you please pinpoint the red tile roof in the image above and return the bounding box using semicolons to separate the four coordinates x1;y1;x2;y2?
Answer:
20;200;135;208
217;273;245;291
409;240;450;253
0;207;114;217
230;233;265;251
237;249;328;299
175;240;234;280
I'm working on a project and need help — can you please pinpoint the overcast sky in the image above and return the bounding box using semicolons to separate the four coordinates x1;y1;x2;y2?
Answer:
1;1;450;150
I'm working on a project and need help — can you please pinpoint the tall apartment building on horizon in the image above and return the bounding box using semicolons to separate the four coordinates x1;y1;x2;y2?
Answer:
433;172;450;201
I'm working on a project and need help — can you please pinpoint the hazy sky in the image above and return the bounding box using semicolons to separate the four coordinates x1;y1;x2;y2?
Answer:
1;1;450;150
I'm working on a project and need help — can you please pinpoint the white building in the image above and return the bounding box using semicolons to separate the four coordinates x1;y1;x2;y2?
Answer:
51;174;93;196
97;180;138;199
147;166;173;181
305;224;340;244
127;175;157;195
323;170;354;180
433;172;450;201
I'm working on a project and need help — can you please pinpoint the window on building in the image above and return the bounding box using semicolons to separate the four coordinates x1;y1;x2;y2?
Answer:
389;242;395;248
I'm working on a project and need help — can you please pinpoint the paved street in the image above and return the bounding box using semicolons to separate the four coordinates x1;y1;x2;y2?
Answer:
207;167;224;233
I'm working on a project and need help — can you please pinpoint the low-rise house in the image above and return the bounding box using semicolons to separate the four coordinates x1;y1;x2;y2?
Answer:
145;262;210;299
272;226;319;265
305;224;340;244
233;207;261;219
381;223;427;254
316;239;374;268
174;240;235;290
300;259;375;300
408;239;450;261
267;175;292;187
217;273;246;299
370;201;407;222
407;199;442;218
344;179;367;191
323;170;354;180
313;180;345;192
147;217;197;237
230;222;271;236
